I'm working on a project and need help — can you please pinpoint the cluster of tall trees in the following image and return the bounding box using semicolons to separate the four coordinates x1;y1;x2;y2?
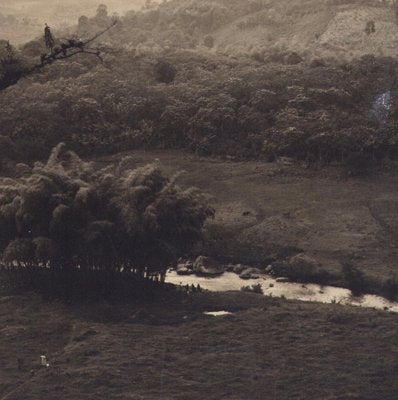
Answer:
0;144;214;280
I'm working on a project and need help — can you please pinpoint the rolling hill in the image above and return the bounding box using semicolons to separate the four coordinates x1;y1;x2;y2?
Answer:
210;0;398;59
3;0;398;59
95;0;398;60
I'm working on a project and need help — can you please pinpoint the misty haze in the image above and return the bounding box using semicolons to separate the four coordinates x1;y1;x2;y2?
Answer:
1;1;398;399
0;0;145;44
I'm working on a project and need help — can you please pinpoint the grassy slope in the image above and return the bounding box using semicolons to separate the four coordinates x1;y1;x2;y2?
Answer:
98;150;398;280
1;289;398;400
212;0;398;59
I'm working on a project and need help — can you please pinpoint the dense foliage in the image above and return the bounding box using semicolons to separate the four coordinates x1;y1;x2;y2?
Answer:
2;0;398;170
0;144;214;280
2;46;398;169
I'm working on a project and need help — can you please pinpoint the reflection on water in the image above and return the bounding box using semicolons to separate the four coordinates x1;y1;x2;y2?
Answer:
166;272;398;312
204;311;232;317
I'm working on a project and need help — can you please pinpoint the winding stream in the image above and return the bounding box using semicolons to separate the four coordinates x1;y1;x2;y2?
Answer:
166;271;398;312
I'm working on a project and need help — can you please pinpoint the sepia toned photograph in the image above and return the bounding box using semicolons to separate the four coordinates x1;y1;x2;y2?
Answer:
0;1;398;399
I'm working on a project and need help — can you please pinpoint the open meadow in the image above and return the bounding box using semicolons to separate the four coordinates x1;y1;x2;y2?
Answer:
1;288;398;400
99;150;398;283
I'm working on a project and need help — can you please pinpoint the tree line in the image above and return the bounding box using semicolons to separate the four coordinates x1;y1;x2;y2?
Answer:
1;46;398;171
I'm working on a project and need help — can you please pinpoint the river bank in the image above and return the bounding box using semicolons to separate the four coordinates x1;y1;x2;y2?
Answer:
166;271;398;313
97;149;398;287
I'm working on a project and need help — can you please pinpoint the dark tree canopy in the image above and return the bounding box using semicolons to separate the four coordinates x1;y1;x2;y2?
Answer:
154;60;176;84
0;144;214;280
0;41;26;91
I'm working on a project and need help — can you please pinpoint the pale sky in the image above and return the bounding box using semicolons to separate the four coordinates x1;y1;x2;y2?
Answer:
0;1;144;23
0;1;145;44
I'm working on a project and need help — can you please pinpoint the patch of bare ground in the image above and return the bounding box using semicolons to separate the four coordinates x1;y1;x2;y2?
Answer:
0;290;398;400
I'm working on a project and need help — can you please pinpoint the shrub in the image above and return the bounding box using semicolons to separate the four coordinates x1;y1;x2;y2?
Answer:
154;60;176;83
341;262;367;296
241;283;263;294
0;41;26;91
381;274;398;301
203;35;214;49
344;152;374;176
270;253;333;285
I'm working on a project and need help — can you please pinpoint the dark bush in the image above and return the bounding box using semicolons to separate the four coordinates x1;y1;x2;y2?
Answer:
342;262;367;296
203;35;214;49
345;152;375;176
241;283;263;294
271;258;333;285
154;60;176;84
381;274;398;301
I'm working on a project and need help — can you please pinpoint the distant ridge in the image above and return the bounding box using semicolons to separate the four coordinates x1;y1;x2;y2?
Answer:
195;0;398;59
104;0;398;60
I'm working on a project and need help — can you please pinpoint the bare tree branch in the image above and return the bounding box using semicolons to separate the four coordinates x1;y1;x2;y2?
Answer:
0;21;119;91
83;20;118;46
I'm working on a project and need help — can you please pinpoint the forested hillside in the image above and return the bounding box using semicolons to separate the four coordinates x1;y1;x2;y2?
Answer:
2;0;398;172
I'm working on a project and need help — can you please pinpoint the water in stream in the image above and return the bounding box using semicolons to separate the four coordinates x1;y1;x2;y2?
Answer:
165;271;398;312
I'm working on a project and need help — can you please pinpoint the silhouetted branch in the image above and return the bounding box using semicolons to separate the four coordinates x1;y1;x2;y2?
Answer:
0;21;118;91
84;20;118;46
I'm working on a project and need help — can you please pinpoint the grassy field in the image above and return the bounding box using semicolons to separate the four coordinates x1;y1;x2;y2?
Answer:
211;0;398;59
1;287;398;400
2;150;398;399
97;150;398;283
